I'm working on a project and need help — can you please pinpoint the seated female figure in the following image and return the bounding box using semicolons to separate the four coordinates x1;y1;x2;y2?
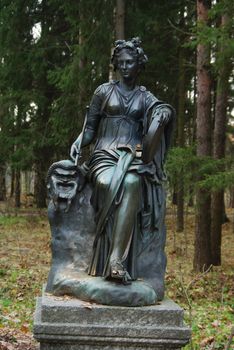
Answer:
70;38;174;287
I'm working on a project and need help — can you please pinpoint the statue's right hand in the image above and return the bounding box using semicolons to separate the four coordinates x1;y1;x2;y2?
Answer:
70;138;81;162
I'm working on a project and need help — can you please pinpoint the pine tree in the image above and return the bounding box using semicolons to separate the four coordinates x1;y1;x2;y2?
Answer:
0;0;36;206
194;0;212;271
211;1;233;265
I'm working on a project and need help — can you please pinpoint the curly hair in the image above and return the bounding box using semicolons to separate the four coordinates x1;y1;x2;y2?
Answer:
111;37;148;71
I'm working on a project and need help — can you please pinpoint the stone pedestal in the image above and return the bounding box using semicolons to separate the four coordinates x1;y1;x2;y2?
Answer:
33;293;191;350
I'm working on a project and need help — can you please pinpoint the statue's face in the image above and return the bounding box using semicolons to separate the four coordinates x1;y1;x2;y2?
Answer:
117;49;138;80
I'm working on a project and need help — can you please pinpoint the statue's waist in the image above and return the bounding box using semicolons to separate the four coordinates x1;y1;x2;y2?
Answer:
94;114;143;153
103;113;143;124
94;138;143;154
97;116;142;137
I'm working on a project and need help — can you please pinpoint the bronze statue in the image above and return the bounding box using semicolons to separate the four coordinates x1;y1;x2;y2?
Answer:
69;37;174;286
35;40;192;350
45;38;174;305
35;37;190;347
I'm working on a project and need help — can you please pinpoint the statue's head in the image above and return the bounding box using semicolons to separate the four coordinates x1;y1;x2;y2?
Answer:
47;160;85;212
111;37;148;72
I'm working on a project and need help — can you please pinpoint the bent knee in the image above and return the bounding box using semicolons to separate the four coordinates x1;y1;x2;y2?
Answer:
124;173;140;190
96;173;111;189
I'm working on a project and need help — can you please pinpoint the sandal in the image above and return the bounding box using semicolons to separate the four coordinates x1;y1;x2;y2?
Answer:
110;259;132;285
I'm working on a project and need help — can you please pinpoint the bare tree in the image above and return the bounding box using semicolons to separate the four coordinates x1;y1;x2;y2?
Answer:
211;14;232;266
176;10;186;232
115;0;125;40
193;0;212;271
109;0;125;81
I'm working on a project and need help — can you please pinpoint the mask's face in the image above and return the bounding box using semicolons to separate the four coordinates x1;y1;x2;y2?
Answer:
117;50;138;80
47;162;82;212
51;168;78;200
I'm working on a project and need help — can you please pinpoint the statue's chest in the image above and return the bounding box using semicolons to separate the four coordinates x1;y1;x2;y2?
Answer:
103;89;144;121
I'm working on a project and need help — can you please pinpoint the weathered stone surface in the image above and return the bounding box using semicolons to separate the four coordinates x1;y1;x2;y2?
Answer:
34;293;191;350
46;184;95;292
52;270;157;307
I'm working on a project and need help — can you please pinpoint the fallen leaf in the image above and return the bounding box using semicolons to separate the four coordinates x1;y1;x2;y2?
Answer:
211;320;220;328
20;323;29;333
200;336;215;347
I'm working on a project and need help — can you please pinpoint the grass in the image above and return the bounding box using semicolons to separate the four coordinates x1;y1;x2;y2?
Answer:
0;213;50;348
0;206;233;349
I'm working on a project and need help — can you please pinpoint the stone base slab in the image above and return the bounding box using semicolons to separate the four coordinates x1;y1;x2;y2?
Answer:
52;271;157;307
33;293;191;349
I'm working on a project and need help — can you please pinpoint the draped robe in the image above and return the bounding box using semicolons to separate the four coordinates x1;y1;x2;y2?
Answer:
82;81;174;291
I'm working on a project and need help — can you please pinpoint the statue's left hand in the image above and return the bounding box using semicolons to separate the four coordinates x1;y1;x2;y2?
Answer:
70;138;81;163
157;107;171;127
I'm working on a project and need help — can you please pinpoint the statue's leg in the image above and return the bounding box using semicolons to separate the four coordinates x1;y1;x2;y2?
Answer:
108;173;140;278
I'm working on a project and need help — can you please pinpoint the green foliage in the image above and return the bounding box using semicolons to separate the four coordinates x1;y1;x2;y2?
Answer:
125;0;196;105
166;146;234;200
0;0;37;171
0;216;27;226
0;0;233;209
28;0;114;156
198;169;234;191
187;0;234;72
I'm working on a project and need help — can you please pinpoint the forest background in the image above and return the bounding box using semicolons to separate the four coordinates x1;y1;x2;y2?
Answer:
0;0;233;349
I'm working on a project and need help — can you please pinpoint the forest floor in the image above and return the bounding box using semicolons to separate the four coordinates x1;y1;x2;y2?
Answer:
0;201;233;350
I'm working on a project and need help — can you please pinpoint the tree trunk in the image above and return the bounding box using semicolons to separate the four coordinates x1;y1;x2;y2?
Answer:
194;0;212;272
10;168;15;197
176;186;184;232
0;165;6;201
211;191;223;265
109;0;125;81
211;14;231;266
34;162;47;208
230;187;234;208
115;0;125;40
15;169;21;208
78;11;87;95
176;42;186;232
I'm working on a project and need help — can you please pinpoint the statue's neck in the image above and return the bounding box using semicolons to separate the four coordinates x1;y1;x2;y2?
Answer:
119;79;137;92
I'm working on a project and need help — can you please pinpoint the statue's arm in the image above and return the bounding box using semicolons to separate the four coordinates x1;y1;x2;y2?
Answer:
70;88;104;161
70;129;94;162
151;104;173;127
142;93;175;163
144;91;174;129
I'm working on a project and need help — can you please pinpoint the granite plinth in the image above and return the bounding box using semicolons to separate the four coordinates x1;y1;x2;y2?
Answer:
33;293;191;350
